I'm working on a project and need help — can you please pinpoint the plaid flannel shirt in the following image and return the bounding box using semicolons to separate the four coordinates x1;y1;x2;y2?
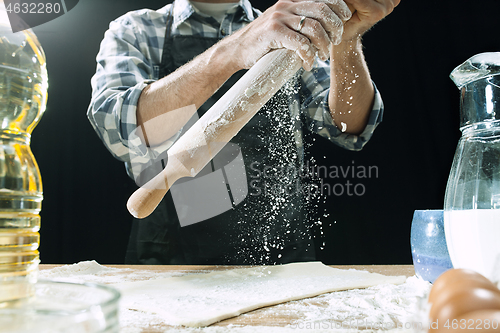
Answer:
87;0;384;179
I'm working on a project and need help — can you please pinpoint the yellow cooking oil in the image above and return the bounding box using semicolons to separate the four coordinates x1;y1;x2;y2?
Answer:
0;13;48;304
0;208;41;304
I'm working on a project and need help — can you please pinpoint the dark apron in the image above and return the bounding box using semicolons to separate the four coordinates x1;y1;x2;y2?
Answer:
125;4;314;265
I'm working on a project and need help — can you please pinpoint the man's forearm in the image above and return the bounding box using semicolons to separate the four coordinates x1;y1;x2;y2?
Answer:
328;38;374;135
136;40;240;146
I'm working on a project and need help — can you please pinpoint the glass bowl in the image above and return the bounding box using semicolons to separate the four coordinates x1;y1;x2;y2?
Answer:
0;280;120;333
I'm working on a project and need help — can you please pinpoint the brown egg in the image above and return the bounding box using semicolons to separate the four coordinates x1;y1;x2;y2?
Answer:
433;288;500;325
429;279;500;321
434;309;500;332
428;268;494;304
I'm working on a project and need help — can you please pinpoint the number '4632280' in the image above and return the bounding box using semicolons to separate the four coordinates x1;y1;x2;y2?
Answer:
6;2;62;14
3;0;79;33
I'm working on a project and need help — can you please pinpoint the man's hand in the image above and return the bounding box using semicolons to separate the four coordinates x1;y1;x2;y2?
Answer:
342;0;400;41
223;0;353;71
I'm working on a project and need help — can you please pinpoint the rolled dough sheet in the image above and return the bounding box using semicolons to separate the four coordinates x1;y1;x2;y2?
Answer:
114;262;406;327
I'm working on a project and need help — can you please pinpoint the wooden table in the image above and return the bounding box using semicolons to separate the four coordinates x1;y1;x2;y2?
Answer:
39;264;415;332
39;264;414;277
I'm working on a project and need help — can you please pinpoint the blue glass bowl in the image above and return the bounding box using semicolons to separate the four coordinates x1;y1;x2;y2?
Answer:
410;210;453;283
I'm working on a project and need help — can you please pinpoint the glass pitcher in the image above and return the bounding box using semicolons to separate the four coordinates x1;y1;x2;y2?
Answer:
444;52;500;280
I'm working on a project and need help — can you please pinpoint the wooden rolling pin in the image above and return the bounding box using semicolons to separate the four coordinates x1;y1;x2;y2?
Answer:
127;49;303;219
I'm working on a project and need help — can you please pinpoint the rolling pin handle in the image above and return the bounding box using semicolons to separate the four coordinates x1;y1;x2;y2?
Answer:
127;156;188;219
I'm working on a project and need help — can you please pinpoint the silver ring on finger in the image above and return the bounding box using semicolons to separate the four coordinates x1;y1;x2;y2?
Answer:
297;15;306;33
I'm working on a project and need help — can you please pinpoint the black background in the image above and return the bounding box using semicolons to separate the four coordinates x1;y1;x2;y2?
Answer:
27;0;500;264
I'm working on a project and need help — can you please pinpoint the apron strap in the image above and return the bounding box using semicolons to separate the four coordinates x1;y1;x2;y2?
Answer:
159;3;175;78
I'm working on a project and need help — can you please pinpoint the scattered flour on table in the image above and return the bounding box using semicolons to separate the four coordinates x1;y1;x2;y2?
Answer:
40;262;431;333
38;260;118;283
38;260;188;284
252;276;431;332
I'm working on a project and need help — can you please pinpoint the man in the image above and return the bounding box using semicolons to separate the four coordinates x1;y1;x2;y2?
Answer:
87;0;400;265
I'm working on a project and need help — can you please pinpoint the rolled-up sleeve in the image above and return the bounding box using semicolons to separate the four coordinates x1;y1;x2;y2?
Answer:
297;59;384;151
87;11;177;165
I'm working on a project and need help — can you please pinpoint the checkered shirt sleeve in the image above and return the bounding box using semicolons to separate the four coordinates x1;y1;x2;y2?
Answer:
87;8;174;165
295;60;384;151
